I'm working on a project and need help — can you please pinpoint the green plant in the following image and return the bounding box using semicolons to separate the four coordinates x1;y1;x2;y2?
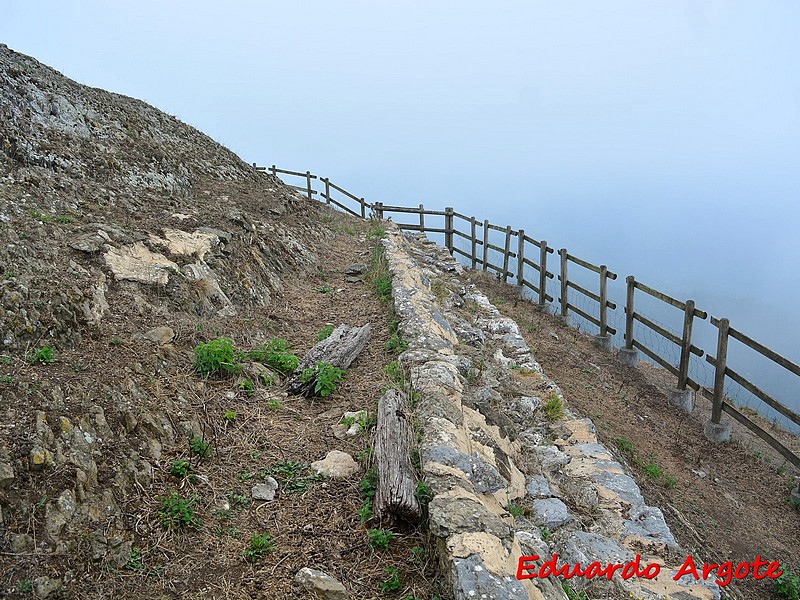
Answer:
411;545;426;564
368;225;386;240
507;501;528;518
384;333;408;353
613;436;635;456
242;532;276;562
539;527;550;540
260;372;274;387
29;209;52;223
643;457;662;480
380;567;401;593
55;214;74;224
298;361;345;397
26;346;57;364
663;474;678;489
238;378;254;395
169;459;190;478
248;339;299;375
158;490;201;528
384;360;405;386
110;338;123;346
415;480;431;505
0;375;12;383
189;437;212;459
224;410;237;421
775;568;800;600
368;528;395;550
0;356;13;365
562;583;589;600
125;547;142;571
267;399;281;411
542;393;564;420
373;274;392;303
193;337;240;377
18;580;32;593
226;490;250;509
269;461;319;494
317;285;334;294
317;324;334;341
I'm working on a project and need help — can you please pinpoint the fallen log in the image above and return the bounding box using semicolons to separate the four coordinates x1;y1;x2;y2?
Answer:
287;323;371;396
374;388;422;527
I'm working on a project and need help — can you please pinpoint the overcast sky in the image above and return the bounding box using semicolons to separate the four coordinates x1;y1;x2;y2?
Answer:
3;2;800;386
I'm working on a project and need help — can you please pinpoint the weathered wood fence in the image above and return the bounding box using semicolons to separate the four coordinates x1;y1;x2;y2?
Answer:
258;164;800;469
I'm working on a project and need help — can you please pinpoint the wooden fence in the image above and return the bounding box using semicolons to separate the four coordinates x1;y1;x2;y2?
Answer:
258;164;800;469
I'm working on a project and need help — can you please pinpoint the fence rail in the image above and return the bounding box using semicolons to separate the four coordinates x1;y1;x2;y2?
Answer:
258;164;800;468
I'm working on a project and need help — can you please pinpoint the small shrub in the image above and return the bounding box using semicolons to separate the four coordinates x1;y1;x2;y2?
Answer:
613;436;635;456
507;502;528;518
317;324;334;341
18;580;32;594
238;378;254;396
124;547;142;571
193;337;240;377
242;532;276;562
0;375;12;383
384;333;408;353
368;225;386;240
267;399;281;411
663;474;678;489
373;275;392;303
55;214;74;224
248;339;299;375
643;457;661;479
298;361;345;397
543;394;564;420
415;480;431;505
189;437;212;459
223;410;237;421
368;528;395;550
317;285;333;294
169;459;190;478
26;346;57;364
380;567;401;593
775;568;800;600
158;491;201;528
384;360;405;386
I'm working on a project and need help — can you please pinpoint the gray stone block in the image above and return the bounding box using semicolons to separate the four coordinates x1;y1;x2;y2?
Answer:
530;498;572;529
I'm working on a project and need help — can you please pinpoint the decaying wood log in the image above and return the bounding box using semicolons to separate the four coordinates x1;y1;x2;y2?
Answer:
374;388;422;527
287;323;371;396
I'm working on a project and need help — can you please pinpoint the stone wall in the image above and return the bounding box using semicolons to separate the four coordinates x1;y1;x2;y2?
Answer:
383;228;720;600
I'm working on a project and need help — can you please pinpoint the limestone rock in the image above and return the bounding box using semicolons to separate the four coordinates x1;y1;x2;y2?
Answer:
451;554;527;600
530;498;571;529
104;242;178;285
344;263;367;275
525;474;551;499
252;477;279;501
0;461;14;488
136;326;175;345
294;567;349;599
311;450;360;478
33;576;63;599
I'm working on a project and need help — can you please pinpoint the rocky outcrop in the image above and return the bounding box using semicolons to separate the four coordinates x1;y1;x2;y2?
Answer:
383;229;720;599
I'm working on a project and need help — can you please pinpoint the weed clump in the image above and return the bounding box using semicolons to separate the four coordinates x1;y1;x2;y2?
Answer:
242;532;276;562
193;337;239;377
298;361;345;397
158;490;201;528
543;393;565;420
248;338;299;375
26;346;57;364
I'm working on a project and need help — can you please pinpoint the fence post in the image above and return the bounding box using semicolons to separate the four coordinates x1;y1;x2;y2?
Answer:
537;241;548;308
270;164;277;178
323;177;330;204
305;171;313;200
517;229;525;288
482;219;489;271
559;249;568;320
594;266;612;350
619;276;638;366
444;207;454;254
501;226;512;282
704;318;732;442
360;198;366;219
667;299;696;412
470;217;477;270
373;202;384;220
419;204;425;231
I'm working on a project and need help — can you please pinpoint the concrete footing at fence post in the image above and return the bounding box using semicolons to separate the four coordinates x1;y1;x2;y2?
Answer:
618;348;638;367
704;419;732;443
535;303;548;313
667;388;693;413
593;334;613;351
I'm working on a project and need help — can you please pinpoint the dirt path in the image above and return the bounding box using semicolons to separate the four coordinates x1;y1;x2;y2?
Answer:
466;270;800;600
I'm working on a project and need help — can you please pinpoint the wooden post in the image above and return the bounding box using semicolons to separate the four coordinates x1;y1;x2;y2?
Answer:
323;177;331;204
270;164;277;178
360;197;366;219
444;207;454;254
419;204;425;231
482;219;489;272
470;217;477;270
517;229;525;287
538;241;548;306
305;171;313;200
599;265;608;337
501;226;512;282
559;249;568;318
710;318;730;424
677;300;696;390
625;276;635;350
373;202;384;220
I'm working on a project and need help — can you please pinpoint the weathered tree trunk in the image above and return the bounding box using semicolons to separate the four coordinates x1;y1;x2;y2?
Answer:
287;323;371;395
374;388;421;527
